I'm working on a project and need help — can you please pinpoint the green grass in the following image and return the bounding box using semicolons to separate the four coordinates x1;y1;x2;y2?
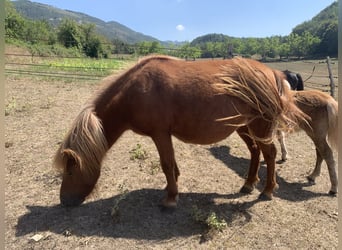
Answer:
44;57;128;74
129;143;148;161
191;205;227;231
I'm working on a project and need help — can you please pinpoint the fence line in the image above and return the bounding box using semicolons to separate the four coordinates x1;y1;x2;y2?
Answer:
5;52;338;97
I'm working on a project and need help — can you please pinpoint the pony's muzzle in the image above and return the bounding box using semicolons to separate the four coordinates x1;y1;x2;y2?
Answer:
60;194;85;207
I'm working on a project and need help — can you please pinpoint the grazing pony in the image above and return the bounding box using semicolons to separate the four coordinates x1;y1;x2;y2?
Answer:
278;90;338;194
54;56;305;207
282;70;304;90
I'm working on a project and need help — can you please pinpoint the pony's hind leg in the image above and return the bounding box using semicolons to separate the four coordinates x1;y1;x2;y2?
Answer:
246;119;277;200
152;133;179;207
237;126;261;193
257;142;278;200
309;140;338;195
307;148;323;183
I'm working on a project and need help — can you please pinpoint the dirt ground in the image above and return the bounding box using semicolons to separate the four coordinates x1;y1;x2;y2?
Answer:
5;65;338;249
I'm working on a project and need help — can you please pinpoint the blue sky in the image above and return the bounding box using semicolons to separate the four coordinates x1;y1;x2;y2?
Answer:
31;0;336;41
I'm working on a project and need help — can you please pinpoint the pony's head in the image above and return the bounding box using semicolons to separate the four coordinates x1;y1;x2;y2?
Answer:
54;106;108;206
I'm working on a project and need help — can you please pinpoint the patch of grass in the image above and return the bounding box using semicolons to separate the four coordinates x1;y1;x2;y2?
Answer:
44;57;127;74
5;97;31;115
129;143;148;161
191;205;227;243
206;212;227;231
148;160;160;175
5;97;17;116
111;184;129;221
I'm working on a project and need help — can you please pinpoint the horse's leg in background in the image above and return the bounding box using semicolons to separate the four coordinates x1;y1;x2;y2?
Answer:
236;126;261;193
277;130;288;161
152;133;179;207
308;139;337;195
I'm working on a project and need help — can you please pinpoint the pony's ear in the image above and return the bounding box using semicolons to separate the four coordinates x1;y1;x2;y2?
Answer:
61;148;82;167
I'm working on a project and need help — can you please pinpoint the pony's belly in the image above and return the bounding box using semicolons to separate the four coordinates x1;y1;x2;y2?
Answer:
172;123;238;145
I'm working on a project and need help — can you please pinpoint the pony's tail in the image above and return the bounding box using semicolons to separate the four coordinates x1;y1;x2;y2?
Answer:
327;99;338;150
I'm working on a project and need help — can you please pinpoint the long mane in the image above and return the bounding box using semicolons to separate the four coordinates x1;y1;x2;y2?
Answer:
54;105;108;180
214;57;307;137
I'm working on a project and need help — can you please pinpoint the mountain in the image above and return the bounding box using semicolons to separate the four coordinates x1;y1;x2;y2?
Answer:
12;0;159;44
292;1;337;56
292;1;338;36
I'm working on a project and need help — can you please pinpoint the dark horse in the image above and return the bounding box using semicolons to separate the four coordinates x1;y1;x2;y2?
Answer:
54;56;305;207
282;69;304;90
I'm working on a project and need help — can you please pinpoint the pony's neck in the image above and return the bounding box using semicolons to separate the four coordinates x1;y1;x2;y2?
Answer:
94;85;127;149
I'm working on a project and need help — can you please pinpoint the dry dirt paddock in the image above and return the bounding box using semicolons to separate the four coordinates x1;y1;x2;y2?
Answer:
5;62;338;249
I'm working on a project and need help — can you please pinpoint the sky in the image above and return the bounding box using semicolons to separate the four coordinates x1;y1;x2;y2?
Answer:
31;0;336;42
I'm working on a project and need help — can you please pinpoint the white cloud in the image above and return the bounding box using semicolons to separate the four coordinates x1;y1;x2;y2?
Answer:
176;24;185;31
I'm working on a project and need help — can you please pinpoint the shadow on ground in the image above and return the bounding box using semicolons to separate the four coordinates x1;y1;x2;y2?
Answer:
16;145;332;241
16;188;259;240
209;145;332;202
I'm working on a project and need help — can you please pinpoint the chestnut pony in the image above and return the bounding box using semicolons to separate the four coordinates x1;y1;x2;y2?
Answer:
54;56;304;207
278;90;338;194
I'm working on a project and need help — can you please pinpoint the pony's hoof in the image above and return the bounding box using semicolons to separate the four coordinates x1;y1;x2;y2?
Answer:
160;194;178;209
328;190;337;197
276;159;286;164
307;176;315;184
258;192;273;201
159;204;177;213
240;185;254;194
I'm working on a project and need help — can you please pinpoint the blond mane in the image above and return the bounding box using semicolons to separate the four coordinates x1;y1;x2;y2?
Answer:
54;105;108;180
214;57;307;142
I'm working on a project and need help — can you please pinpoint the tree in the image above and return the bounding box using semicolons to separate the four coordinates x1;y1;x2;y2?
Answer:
80;23;107;58
315;21;337;56
178;43;201;59
57;19;82;49
24;20;55;44
5;0;25;40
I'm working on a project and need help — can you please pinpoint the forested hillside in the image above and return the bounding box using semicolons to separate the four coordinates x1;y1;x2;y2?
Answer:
292;1;338;56
189;2;337;58
6;0;337;59
12;0;159;44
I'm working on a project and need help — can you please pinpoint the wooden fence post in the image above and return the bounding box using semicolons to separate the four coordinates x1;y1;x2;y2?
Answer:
326;56;335;98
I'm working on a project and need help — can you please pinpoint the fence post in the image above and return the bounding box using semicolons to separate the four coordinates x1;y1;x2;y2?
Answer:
326;56;335;98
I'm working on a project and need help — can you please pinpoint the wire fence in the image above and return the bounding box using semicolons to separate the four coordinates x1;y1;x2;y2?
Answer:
5;51;338;98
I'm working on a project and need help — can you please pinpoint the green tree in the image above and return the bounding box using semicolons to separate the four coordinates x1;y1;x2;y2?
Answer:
148;41;163;54
57;19;82;49
80;23;107;58
178;43;201;59
24;20;55;44
315;21;337;56
5;0;25;40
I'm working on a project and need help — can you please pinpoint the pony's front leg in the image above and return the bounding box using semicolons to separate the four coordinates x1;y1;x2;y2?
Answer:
237;127;261;193
152;134;179;207
258;142;278;200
